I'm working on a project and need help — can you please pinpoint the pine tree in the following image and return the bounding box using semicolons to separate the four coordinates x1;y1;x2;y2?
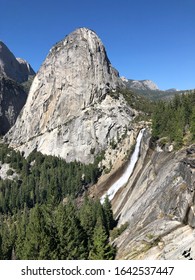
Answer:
0;216;15;259
56;200;88;260
89;217;115;260
102;195;115;232
190;106;195;140
152;101;166;139
0;232;2;259
15;206;29;259
94;199;106;226
22;204;58;259
173;107;185;147
79;196;97;241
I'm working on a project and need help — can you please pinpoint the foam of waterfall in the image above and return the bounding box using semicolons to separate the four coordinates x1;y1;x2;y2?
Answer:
101;128;145;203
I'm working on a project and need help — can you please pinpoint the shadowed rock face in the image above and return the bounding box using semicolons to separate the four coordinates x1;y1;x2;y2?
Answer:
6;28;136;163
0;41;35;83
0;77;27;135
0;41;35;134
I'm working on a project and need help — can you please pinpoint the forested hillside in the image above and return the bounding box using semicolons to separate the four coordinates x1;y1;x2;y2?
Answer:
0;144;115;259
152;90;195;148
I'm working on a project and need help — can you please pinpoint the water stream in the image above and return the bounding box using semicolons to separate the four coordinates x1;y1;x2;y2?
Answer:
100;128;145;203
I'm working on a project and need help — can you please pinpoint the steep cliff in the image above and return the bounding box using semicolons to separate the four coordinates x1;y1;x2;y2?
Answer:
0;76;27;135
107;130;195;260
6;28;136;163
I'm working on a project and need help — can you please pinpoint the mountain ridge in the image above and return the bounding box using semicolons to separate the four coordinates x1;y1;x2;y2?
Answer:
121;77;159;91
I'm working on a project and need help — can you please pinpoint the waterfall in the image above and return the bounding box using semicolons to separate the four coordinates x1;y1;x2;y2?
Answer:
101;128;145;203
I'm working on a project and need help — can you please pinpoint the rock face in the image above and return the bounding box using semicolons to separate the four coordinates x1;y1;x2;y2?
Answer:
0;41;35;83
0;77;27;135
6;28;135;163
110;130;195;260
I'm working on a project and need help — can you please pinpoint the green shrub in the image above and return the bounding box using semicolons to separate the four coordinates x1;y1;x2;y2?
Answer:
110;222;129;241
6;169;14;176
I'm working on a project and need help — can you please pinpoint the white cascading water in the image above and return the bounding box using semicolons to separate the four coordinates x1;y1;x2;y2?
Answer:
101;128;145;203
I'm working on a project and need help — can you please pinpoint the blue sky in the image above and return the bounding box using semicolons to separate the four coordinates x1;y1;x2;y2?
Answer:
0;0;194;90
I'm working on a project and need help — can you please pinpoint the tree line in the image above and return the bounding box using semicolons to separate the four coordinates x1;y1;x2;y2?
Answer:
152;90;195;147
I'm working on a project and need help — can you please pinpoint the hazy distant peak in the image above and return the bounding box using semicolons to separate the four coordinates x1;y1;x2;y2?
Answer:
122;77;159;91
165;88;179;92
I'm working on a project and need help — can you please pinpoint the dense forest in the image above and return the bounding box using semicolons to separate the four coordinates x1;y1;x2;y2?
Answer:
0;144;104;213
0;196;116;260
0;144;116;259
152;90;195;148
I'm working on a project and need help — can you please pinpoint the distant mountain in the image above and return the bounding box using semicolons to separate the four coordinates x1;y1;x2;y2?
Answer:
0;41;35;83
165;88;179;92
121;77;159;91
120;77;194;100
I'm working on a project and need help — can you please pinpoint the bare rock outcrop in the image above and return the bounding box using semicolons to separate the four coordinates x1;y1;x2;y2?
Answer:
6;28;135;163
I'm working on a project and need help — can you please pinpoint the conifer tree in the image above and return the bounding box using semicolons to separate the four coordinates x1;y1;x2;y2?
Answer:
94;199;106;226
22;204;58;259
89;217;115;260
190;107;195;140
103;195;115;232
79;196;97;241
56;200;88;260
0;217;15;259
172;107;185;147
15;206;29;259
0;233;2;259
